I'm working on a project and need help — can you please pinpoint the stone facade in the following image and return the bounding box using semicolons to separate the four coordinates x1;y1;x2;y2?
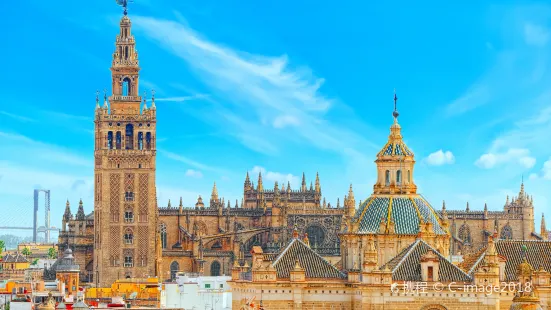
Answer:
92;13;159;287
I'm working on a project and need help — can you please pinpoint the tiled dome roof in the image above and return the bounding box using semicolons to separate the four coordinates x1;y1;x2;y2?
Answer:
352;195;447;235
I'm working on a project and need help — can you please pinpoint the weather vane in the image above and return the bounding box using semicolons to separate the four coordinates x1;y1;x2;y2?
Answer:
393;89;399;119
115;0;133;16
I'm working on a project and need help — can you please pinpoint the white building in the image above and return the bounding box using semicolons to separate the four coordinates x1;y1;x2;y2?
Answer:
161;273;231;310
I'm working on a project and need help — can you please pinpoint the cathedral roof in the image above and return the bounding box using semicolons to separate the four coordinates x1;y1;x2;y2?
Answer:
463;240;551;281
272;238;345;279
2;253;28;263
380;239;471;282
377;134;414;157
352;195;447;235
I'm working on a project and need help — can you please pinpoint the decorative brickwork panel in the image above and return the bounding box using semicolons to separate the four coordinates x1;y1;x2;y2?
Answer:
138;174;148;222
110;226;120;266
138;226;148;266
110;173;121;222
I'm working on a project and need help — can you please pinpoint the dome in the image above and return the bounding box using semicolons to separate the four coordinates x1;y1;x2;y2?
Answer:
352;195;448;235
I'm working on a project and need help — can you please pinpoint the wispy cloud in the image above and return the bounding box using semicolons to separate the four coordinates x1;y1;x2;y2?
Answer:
0;131;92;167
133;15;378;164
155;94;210;102
185;169;203;178
42;110;91;121
159;149;225;173
0;111;34;122
524;23;550;47
445;85;491;116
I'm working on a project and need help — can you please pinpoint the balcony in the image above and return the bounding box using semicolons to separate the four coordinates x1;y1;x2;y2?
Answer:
110;95;141;102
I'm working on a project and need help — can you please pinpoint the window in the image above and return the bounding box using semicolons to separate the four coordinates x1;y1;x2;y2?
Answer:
305;225;325;248
124;230;134;245
124;211;134;223
107;131;113;149
170;261;179;281
122;77;131;96
205;284;211;289
210;261;221;276
138;132;144;150
396;170;402;185
125;192;134;202
124;256;133;267
220;284;223;288
385;170;390;186
428;266;434;281
116;132;122;149
160;223;167;249
145;132;152;150
125;124;134;150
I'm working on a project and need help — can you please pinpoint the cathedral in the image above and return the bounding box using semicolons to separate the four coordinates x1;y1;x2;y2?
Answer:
58;7;550;308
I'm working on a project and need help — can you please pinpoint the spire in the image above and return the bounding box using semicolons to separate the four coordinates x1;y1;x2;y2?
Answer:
506;195;510;205
95;90;100;109
348;184;355;200
287;181;291;193
466;201;470;212
76;199;85;220
142;91;148;110
63;200;72;221
519;177;525;197
167;199;172;208
309;181;313;191
322;198;327;208
257;172;263;191
240;198;244;208
211;182;218;200
336;198;340;208
151;89;156;109
274;181;279;192
301;172;306;192
542;213;547;238
393;88;399;121
315;172;320;193
484;202;488;211
441;200;448;221
303;233;310;248
103;89;109;109
244;171;251;189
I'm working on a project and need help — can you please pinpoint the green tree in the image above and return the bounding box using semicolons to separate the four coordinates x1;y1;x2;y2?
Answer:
31;258;39;266
0;240;5;255
47;247;57;259
21;247;31;257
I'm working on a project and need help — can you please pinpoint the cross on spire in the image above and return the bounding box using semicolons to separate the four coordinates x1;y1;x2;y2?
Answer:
115;0;133;16
393;89;399;120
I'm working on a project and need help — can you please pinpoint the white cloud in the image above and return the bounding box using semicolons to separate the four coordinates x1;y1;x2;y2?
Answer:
475;148;536;169
251;166;300;188
529;157;551;180
132;15;378;164
529;173;539;180
154;94;210;102
0;111;34;122
273;115;300;129
185;169;203;178
524;23;549;47
425;150;455;166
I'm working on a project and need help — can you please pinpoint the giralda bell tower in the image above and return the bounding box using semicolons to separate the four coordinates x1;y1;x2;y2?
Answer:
93;5;158;286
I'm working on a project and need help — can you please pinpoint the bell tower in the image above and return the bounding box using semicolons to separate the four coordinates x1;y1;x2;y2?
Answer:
93;3;158;287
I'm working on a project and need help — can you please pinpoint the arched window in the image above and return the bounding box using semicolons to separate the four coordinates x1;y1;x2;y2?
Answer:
107;131;113;149
138;132;143;150
210;261;221;276
458;223;471;244
122;77;131;96
125;124;134;150
124;209;134;223
408;170;411;183
500;224;513;240
396;170;402;185
124;229;133;245
170;261;179;281
145;132;152;150
305;225;326;248
385;170;390;186
116;132;122;149
124;255;133;267
160;223;167;249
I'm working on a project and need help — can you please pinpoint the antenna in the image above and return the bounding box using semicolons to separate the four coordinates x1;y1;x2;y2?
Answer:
115;0;134;15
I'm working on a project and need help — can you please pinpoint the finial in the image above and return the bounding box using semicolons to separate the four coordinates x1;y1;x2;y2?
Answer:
103;89;109;108
393;89;399;120
442;200;446;211
151;89;156;109
95;90;100;108
116;0;131;16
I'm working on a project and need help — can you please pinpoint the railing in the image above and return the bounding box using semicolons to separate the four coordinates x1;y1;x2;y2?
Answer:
110;95;141;101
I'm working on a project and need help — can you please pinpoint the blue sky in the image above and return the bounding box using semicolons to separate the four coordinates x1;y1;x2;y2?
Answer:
1;0;550;236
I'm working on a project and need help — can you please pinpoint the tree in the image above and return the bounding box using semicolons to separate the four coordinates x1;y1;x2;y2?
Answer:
47;247;57;259
0;240;5;255
21;247;31;257
31;258;39;266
